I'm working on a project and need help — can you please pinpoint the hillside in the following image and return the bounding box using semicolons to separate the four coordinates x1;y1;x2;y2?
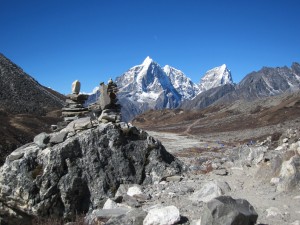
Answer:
133;90;300;144
0;53;65;165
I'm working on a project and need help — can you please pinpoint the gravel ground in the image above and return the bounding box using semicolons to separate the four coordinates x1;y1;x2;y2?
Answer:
143;130;300;225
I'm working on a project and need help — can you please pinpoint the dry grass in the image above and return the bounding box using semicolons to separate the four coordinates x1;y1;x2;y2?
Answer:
32;215;87;225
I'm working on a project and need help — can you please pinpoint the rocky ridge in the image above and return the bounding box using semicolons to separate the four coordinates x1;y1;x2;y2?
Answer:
183;62;300;110
0;119;183;225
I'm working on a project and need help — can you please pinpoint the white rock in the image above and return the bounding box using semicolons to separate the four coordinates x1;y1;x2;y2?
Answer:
103;199;118;209
290;142;299;152
270;177;280;186
280;157;297;178
283;138;289;143
190;219;202;225
266;207;282;218
143;205;180;225
275;145;284;151
127;185;143;197
291;220;300;225
189;181;231;203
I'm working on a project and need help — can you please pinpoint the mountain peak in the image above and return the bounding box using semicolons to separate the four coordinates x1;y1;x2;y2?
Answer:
220;64;227;69
142;56;154;66
199;64;233;92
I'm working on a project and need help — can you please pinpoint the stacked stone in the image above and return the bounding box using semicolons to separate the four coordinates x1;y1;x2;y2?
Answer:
98;78;122;123
62;80;89;122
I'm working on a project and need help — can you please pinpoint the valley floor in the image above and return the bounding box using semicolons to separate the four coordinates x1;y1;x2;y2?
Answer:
145;130;300;225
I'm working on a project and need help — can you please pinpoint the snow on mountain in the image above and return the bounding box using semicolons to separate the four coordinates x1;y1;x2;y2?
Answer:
116;57;185;121
199;64;233;92
163;65;200;99
116;56;181;104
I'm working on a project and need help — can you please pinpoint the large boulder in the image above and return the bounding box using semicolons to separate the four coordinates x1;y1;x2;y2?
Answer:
0;122;183;224
143;205;181;225
200;196;258;225
189;181;231;203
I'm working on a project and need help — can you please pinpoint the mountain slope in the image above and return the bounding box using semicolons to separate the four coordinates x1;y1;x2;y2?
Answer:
235;63;300;99
181;84;236;110
133;90;300;143
163;65;199;99
0;53;65;165
0;53;65;115
182;63;300;110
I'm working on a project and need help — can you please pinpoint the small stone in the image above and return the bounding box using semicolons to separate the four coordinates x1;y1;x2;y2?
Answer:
275;146;284;151
49;131;68;145
127;186;143;197
266;207;283;218
143;205;180;225
214;168;228;176
103;199;118;209
85;208;130;224
72;80;81;94
34;132;50;148
165;175;182;182
270;177;280;186
283;138;289;143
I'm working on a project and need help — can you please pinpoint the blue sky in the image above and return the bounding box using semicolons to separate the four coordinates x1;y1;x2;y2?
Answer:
1;0;299;94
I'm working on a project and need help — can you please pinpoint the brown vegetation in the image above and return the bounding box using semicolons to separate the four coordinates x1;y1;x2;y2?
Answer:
133;91;300;143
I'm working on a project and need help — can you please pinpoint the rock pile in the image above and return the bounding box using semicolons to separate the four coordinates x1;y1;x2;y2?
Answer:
98;79;122;123
62;80;89;122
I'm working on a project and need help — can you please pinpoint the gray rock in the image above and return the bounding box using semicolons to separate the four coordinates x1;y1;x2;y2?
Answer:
201;196;258;225
33;132;50;148
115;184;130;198
85;208;130;225
0;123;183;222
64;117;93;132
277;155;300;192
190;181;231;203
49;131;68;145
105;209;147;225
103;199;118;209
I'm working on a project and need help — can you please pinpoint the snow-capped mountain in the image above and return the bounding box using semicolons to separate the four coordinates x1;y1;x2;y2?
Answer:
163;65;200;99
88;57;234;122
116;57;183;121
199;64;233;92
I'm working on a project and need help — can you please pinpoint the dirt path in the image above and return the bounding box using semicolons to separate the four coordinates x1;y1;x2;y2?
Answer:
182;118;202;135
146;131;205;154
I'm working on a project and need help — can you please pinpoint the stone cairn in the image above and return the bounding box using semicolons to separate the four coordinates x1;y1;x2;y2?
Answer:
98;78;122;123
62;80;89;122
